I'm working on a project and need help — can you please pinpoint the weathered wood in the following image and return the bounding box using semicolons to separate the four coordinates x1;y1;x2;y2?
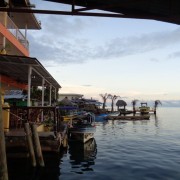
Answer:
0;80;8;180
24;123;36;167
62;134;68;148
31;124;45;167
106;115;150;120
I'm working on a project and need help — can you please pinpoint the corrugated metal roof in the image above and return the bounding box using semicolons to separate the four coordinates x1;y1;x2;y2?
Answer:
0;54;61;89
4;90;27;99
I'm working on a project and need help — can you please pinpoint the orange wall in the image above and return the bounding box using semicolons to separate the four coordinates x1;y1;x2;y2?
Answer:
1;75;27;90
0;23;29;56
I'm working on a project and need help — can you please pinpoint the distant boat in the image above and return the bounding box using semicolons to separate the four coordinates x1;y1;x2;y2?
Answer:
139;102;150;115
68;112;96;143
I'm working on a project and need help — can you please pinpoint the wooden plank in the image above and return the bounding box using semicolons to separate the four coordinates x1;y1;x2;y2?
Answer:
106;115;150;120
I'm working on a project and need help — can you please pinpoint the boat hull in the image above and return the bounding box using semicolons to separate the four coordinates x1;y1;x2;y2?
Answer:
68;125;96;143
69;132;94;143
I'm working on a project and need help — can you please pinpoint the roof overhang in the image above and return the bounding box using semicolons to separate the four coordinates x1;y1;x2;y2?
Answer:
44;0;180;25
0;54;61;89
1;0;41;29
1;0;180;25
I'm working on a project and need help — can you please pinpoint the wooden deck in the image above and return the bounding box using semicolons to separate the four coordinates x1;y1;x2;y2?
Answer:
5;124;67;153
105;115;150;120
2;106;69;167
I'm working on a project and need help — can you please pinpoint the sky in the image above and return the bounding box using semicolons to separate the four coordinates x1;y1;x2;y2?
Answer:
28;1;180;106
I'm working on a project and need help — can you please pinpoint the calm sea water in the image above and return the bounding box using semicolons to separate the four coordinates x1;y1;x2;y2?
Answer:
8;107;180;180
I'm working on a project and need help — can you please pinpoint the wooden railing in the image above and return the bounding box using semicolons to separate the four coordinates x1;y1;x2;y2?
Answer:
2;106;63;133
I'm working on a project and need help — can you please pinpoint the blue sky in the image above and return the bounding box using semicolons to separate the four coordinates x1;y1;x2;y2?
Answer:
29;1;180;106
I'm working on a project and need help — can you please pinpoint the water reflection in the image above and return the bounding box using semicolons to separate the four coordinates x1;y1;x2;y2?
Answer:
68;138;97;173
7;151;64;180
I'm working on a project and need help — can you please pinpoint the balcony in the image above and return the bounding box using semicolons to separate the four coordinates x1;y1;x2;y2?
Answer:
0;12;29;51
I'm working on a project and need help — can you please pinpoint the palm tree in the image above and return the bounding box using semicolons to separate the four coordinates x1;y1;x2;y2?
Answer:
99;93;111;111
131;99;139;113
108;94;119;112
154;100;162;114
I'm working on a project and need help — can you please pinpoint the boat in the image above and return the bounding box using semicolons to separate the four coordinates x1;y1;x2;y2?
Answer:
68;138;97;162
139;102;150;115
119;108;133;115
68;112;96;143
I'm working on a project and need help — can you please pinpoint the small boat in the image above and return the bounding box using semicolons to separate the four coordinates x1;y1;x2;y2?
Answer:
68;112;96;143
68;138;97;162
139;102;150;115
119;108;133;115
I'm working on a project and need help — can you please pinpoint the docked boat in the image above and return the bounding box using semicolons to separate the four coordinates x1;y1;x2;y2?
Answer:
68;112;96;143
139;102;150;114
68;138;97;162
119;108;133;115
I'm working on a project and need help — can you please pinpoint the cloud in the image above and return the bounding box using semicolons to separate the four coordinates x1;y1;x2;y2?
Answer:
168;51;180;59
29;16;180;65
82;85;92;87
93;28;180;59
149;58;159;62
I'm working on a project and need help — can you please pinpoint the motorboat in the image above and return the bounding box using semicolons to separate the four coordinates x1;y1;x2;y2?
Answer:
139;102;150;115
68;112;96;143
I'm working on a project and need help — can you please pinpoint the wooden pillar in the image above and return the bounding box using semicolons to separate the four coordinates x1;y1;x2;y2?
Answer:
0;76;8;180
31;124;45;167
27;66;32;107
42;78;45;107
54;107;57;134
49;85;52;106
24;123;36;167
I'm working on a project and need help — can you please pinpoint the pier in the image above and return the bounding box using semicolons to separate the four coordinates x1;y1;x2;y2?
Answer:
3;106;68;167
106;115;150;120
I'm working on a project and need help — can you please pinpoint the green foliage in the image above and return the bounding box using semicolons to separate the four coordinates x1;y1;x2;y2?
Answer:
42;117;54;127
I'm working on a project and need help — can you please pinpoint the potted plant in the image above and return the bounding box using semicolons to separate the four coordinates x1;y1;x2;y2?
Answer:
42;117;54;131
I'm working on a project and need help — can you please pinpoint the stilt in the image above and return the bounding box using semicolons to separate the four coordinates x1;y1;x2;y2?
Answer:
0;80;8;180
24;123;36;167
31;124;45;167
62;134;68;148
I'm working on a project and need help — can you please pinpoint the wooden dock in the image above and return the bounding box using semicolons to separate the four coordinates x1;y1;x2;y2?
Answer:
2;106;69;168
105;115;150;120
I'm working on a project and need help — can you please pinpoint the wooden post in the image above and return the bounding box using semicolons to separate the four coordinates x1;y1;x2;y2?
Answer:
62;134;68;148
24;123;36;167
31;124;45;167
0;77;8;180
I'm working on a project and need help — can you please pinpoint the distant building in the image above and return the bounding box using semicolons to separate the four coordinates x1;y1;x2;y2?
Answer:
58;93;84;101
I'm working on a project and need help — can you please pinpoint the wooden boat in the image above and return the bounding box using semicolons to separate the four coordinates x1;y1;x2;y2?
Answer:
68;138;97;161
139;102;150;115
119;109;133;115
68;112;96;143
